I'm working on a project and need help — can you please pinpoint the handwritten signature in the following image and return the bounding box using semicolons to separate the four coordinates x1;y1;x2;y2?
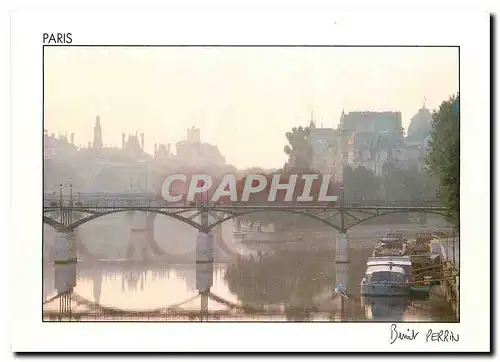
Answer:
390;324;459;344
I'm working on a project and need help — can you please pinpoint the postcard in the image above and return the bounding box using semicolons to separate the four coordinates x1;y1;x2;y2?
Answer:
9;6;491;354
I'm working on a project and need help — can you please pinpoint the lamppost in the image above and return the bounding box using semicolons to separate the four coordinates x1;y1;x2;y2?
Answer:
340;183;345;234
69;184;73;206
59;183;63;207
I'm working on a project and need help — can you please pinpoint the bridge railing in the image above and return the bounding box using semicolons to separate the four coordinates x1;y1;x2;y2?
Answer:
43;198;169;208
43;198;443;209
345;200;442;207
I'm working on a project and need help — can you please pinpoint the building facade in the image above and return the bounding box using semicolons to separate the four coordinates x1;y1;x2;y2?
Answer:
336;110;404;179
175;126;226;167
394;104;433;171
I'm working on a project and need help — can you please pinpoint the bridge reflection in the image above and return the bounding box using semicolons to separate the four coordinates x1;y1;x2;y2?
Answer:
43;248;457;322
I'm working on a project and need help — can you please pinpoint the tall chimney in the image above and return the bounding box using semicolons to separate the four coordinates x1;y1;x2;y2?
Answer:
122;133;126;149
140;133;144;151
154;143;158;156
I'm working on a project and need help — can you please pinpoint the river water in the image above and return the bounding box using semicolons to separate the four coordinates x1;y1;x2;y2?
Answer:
42;250;457;322
43;213;457;322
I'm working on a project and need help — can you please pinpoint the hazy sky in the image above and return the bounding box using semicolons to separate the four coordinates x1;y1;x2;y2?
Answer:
44;46;458;169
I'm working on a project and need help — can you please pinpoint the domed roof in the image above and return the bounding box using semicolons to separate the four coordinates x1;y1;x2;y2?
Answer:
407;106;432;141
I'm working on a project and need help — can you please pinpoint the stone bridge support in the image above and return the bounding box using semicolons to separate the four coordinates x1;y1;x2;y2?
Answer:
53;231;77;320
335;185;349;300
196;207;214;314
126;211;150;260
196;233;214;294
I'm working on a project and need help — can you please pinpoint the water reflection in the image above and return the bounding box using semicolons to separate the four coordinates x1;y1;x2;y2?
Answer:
43;248;457;322
362;297;409;321
225;250;337;311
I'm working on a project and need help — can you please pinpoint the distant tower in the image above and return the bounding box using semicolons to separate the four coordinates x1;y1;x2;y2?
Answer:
93;114;103;149
187;126;201;143
309;111;316;129
122;133;126;149
154;143;158;156
70;133;75;145
140;133;144;151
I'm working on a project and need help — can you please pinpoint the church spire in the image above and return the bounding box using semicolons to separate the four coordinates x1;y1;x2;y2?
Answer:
93;114;103;149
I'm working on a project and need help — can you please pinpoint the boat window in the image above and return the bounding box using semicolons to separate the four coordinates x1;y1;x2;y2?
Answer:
368;271;405;284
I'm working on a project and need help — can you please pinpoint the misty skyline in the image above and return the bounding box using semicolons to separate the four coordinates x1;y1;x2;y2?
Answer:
44;46;458;169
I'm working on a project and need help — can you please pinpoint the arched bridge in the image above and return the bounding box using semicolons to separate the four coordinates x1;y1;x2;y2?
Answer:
43;199;449;234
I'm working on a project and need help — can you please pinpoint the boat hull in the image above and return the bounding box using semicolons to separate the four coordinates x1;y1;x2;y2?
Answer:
410;285;431;295
361;283;410;297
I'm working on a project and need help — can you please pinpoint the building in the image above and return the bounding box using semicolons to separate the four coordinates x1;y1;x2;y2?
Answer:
339;110;404;135
44;129;78;162
336;110;404;178
175;126;226;167
406;104;433;142
44;117;228;195
307;118;339;177
70;115;153;192
153;143;173;161
122;132;145;160
394;104;434;171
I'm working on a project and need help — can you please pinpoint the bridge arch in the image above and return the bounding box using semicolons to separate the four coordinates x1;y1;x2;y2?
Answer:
209;209;341;231
43;208;203;232
345;210;451;230
43;216;69;232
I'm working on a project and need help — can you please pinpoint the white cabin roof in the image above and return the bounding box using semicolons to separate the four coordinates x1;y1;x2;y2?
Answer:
366;265;405;274
367;256;411;266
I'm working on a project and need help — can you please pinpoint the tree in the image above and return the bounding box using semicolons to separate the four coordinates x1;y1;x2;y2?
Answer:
343;165;380;202
427;94;459;229
381;164;438;203
283;126;313;172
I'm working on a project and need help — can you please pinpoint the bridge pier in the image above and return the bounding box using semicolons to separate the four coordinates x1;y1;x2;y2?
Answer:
196;230;214;321
196;231;214;294
54;232;77;320
54;231;77;264
126;211;150;260
196;206;214;296
336;184;349;264
335;262;349;318
335;231;350;313
335;233;349;263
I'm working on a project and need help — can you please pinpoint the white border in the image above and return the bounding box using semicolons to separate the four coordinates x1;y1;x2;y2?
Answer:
9;7;490;353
